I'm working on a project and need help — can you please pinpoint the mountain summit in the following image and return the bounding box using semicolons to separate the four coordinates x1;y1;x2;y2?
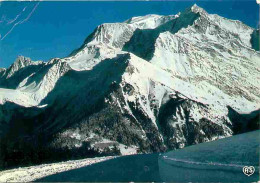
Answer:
0;4;259;169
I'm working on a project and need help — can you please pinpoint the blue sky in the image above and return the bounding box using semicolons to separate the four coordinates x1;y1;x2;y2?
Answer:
0;0;259;68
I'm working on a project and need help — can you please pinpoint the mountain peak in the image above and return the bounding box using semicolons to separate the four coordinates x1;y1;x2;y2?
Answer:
14;56;32;65
189;4;207;14
11;56;32;70
4;56;44;79
191;3;199;9
2;56;32;78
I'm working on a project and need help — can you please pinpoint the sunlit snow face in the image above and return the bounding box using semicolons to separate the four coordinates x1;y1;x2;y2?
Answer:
0;1;39;41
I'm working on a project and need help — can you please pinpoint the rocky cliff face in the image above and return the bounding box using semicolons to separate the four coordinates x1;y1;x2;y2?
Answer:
0;4;259;169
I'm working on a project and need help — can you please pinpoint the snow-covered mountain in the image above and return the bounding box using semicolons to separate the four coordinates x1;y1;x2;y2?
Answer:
0;4;259;168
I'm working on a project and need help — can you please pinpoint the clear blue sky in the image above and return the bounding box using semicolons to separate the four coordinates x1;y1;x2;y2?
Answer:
0;0;259;68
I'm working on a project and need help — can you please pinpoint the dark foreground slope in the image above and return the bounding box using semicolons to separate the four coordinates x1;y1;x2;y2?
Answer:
37;130;259;182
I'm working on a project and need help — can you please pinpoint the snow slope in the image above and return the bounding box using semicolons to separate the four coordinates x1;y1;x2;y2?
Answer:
159;130;260;182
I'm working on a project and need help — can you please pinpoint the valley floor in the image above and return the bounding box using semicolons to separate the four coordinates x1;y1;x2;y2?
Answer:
0;156;117;182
